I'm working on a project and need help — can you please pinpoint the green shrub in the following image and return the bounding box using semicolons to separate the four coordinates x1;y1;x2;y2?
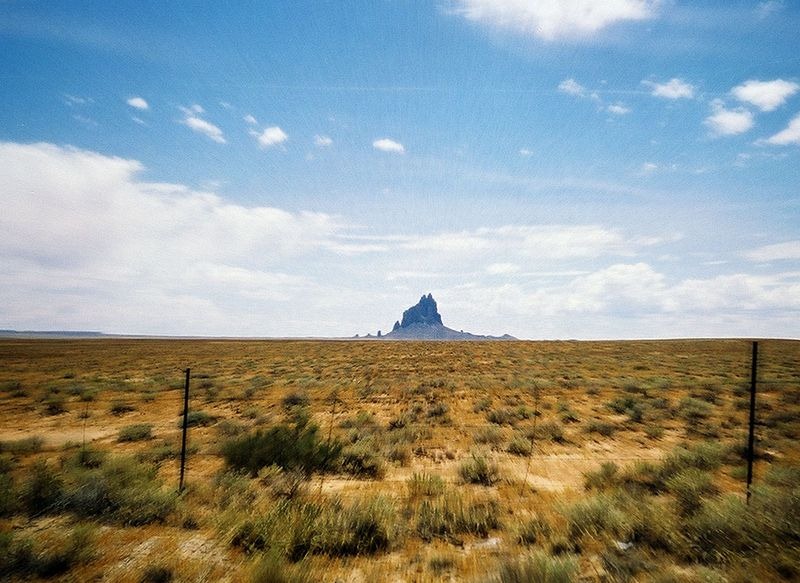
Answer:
0;473;17;516
341;441;385;479
407;472;445;498
310;496;395;556
565;495;625;539
110;400;136;415
525;421;565;444
250;552;312;583
222;414;341;476
583;462;619;491
385;444;411;466
516;515;551;545
489;551;578;583
474;426;505;446
21;460;64;516
507;435;532;456
678;397;712;422
459;453;499;486
178;409;217;427
665;468;718;516
43;395;67;415
118;423;153;442
0;436;44;455
0;525;95;578
282;391;310;409
65;456;176;525
585;420;616;437
416;492;500;541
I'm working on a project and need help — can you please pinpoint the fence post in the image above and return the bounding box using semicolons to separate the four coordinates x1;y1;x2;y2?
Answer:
179;368;191;492
746;341;758;504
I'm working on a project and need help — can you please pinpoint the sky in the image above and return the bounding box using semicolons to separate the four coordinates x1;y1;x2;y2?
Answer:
1;0;799;339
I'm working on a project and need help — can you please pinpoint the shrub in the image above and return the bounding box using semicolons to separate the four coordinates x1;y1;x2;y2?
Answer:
65;456;176;525
585;420;616;437
310;496;395;556
222;414;341;476
490;551;578;583
416;492;500;541
178;410;217;427
282;391;310;409
43;395;67;415
427;401;449;418
0;473;17;516
110;400;136;415
565;495;625;539
407;472;445;499
21;460;64;516
0;525;95;578
0;436;44;455
474;426;505;446
385;444;411;466
516;515;551;545
341;441;385;479
250;552;312;583
118;423;153;442
507;435;532;456
140;565;174;583
678;397;712;422
526;420;565;444
665;468;718;516
459;453;500;486
474;397;492;413
583;462;619;491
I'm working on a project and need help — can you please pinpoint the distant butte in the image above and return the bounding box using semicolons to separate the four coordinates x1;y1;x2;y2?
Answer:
377;293;516;340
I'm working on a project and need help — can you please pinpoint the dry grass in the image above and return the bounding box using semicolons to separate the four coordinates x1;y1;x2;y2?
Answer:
0;338;798;581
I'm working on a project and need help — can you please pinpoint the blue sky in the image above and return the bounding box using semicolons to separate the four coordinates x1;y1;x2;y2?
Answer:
1;0;799;338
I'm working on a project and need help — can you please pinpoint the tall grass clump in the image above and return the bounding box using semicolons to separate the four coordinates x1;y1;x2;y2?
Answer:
488;551;578;583
407;472;445;499
459;453;500;486
223;412;341;476
117;423;153;442
416;492;500;541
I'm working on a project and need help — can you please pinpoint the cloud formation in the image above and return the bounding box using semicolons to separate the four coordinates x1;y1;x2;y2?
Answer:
643;78;695;99
745;240;800;261
731;79;799;112
373;138;405;153
126;96;149;110
452;0;659;40
251;126;288;148
558;78;587;97
179;105;226;143
762;113;800;145
314;134;333;147
704;99;754;136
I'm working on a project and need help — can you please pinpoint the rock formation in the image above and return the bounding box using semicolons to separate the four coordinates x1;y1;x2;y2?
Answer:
381;293;515;340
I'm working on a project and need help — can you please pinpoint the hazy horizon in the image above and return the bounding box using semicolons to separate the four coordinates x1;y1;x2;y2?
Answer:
1;2;799;339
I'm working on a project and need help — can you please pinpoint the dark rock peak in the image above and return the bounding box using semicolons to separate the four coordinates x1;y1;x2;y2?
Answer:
400;293;443;328
392;320;401;331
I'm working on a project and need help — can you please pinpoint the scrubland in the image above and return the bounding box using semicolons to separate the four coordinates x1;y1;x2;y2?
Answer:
0;338;798;582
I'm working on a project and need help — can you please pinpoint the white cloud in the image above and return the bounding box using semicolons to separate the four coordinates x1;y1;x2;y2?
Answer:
126;96;149;110
558;78;586;97
487;262;520;274
640;162;659;174
703;99;754;137
762;113;800;145
243;114;258;125
251;126;288;149
643;78;695;99
399;225;636;258
314;134;333;147
131;116;146;126
373;138;405;154
731;79;799;112
63;94;92;106
756;0;784;18
745;240;800;261
607;103;630;115
179;106;225;143
519;148;534;157
0;142;350;334
452;0;659;40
